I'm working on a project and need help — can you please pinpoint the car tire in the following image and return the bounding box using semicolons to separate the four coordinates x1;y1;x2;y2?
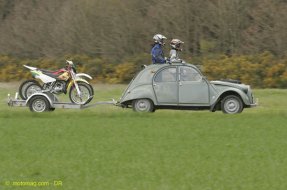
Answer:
221;95;243;114
28;96;50;112
132;99;154;113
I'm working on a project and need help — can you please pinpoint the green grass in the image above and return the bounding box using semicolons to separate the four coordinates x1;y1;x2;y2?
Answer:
0;83;287;190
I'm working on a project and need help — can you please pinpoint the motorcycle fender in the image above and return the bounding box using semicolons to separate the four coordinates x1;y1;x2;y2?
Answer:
67;78;90;92
76;73;93;79
23;65;37;70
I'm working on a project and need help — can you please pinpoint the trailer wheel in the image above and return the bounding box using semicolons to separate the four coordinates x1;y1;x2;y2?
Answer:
28;96;50;112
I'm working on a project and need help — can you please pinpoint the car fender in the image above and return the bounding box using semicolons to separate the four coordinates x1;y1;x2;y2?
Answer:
67;78;90;92
210;88;251;111
120;84;156;105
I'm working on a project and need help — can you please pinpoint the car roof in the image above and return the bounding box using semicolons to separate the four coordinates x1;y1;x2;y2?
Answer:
144;63;201;72
131;63;202;85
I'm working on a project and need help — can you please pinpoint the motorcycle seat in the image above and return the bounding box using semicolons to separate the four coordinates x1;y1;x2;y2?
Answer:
41;70;62;78
39;69;56;73
39;68;66;79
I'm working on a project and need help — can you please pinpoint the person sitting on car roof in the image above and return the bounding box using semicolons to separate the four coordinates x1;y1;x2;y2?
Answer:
169;39;184;63
151;34;167;64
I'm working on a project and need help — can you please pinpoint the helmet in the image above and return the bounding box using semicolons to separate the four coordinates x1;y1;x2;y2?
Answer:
170;39;184;50
153;34;167;45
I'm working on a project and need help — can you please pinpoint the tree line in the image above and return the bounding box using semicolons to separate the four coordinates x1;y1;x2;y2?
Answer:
0;0;286;59
0;0;286;87
1;52;286;88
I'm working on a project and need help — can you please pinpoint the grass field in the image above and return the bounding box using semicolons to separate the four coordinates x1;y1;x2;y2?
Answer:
1;83;287;190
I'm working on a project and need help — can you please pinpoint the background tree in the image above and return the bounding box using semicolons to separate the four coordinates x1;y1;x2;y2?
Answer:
0;0;286;59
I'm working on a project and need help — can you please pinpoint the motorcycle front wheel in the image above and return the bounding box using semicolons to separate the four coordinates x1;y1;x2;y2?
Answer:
69;82;94;105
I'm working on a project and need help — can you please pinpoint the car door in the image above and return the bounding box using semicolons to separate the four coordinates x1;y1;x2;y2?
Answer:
153;67;178;104
178;66;209;104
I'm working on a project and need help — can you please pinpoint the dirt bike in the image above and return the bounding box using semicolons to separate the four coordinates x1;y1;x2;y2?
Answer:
19;60;94;105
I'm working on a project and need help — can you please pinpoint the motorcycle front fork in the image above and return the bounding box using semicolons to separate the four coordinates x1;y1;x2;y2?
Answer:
73;81;82;98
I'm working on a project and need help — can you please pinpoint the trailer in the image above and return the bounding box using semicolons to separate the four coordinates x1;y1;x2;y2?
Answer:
7;92;118;112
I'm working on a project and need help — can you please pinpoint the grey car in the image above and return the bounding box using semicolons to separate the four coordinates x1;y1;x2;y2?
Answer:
119;63;257;114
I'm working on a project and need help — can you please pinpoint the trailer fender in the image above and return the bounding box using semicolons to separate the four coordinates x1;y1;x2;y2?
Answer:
26;93;54;108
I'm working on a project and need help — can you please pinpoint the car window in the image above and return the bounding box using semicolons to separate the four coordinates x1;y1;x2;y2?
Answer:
154;67;177;82
135;67;155;83
180;66;202;81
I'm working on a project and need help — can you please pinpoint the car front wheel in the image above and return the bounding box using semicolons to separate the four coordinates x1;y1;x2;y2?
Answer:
132;99;154;112
221;95;243;114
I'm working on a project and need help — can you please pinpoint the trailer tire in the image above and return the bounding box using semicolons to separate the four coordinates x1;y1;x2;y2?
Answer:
28;96;50;112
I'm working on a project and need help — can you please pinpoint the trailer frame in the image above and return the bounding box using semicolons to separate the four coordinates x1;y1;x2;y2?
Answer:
7;92;118;112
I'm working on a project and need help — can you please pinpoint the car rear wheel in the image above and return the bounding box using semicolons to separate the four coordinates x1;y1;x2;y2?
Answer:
132;99;154;112
221;95;243;114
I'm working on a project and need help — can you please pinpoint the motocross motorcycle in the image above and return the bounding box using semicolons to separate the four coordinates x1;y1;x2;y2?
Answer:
19;60;94;105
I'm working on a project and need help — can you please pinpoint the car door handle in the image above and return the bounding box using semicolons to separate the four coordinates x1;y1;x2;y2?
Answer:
179;82;182;86
153;83;157;86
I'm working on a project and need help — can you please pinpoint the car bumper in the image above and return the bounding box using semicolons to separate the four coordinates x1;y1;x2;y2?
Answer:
249;98;259;107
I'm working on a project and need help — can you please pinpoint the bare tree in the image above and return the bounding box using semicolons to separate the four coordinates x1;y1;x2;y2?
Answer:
0;0;286;59
244;0;287;56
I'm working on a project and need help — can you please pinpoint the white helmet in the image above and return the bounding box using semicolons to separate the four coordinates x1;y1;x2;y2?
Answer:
170;39;184;50
153;34;167;45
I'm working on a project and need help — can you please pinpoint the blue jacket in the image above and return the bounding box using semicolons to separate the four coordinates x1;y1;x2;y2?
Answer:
151;44;166;64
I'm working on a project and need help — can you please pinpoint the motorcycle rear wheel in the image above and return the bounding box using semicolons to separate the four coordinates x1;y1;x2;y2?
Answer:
24;83;43;99
18;79;41;100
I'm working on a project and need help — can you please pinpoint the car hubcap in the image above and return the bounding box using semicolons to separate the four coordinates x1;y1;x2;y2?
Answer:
225;99;239;113
136;100;150;112
32;99;46;112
